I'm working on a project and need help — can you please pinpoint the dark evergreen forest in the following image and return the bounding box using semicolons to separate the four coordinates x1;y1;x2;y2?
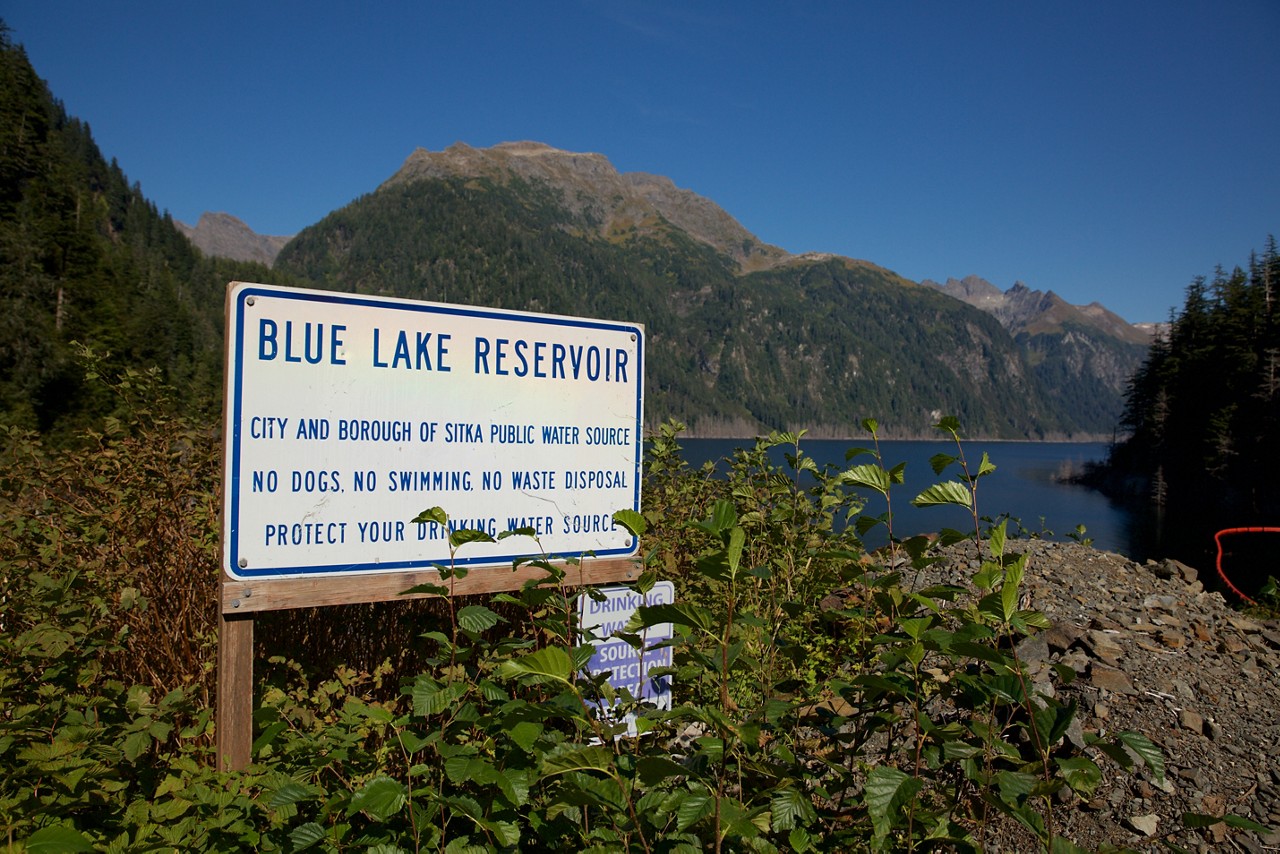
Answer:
1100;240;1280;537
0;25;306;438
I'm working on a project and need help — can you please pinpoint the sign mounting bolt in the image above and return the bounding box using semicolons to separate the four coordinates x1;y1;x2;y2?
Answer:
238;557;248;568
246;296;256;306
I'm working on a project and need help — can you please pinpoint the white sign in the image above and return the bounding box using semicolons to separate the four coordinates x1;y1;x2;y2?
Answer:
579;582;675;729
222;282;644;579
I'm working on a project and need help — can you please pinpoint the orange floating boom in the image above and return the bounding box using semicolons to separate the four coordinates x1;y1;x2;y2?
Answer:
1213;527;1280;604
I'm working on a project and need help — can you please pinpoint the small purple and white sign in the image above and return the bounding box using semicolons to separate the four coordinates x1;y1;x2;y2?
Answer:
578;582;675;732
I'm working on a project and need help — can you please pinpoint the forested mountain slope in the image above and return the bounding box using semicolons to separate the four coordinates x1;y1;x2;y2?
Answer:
926;276;1151;435
0;26;288;436
276;173;1073;438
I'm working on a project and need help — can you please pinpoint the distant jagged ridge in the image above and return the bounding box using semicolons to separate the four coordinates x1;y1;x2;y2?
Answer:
923;275;1150;345
176;212;292;266
922;276;1153;433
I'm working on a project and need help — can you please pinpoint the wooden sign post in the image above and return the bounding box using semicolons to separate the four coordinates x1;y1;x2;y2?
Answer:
217;282;645;770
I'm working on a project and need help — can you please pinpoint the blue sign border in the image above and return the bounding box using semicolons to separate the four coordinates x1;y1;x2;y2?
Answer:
224;283;644;578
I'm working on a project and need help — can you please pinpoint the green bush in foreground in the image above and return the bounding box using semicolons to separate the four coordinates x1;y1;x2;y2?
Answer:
2;372;1176;852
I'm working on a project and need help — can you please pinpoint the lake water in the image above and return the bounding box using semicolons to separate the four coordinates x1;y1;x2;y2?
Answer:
673;439;1142;558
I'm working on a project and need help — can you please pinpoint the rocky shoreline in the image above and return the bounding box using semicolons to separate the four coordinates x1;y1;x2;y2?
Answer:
922;539;1280;852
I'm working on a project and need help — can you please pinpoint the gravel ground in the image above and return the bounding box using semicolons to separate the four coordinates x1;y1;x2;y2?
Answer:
914;540;1280;852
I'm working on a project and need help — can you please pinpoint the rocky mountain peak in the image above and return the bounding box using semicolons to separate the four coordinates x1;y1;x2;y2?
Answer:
385;141;791;273
922;275;1155;404
1078;302;1156;343
927;276;1152;345
923;275;1004;306
175;212;292;266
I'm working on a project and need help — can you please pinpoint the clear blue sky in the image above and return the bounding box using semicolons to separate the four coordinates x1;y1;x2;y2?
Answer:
6;2;1278;323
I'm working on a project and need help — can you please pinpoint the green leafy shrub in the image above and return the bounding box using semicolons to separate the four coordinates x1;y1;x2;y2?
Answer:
3;388;1184;850
232;423;1168;852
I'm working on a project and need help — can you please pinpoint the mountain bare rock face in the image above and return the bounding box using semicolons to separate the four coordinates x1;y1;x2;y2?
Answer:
928;275;1150;346
176;212;292;266
383;141;792;274
274;142;1098;438
925;276;1152;434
